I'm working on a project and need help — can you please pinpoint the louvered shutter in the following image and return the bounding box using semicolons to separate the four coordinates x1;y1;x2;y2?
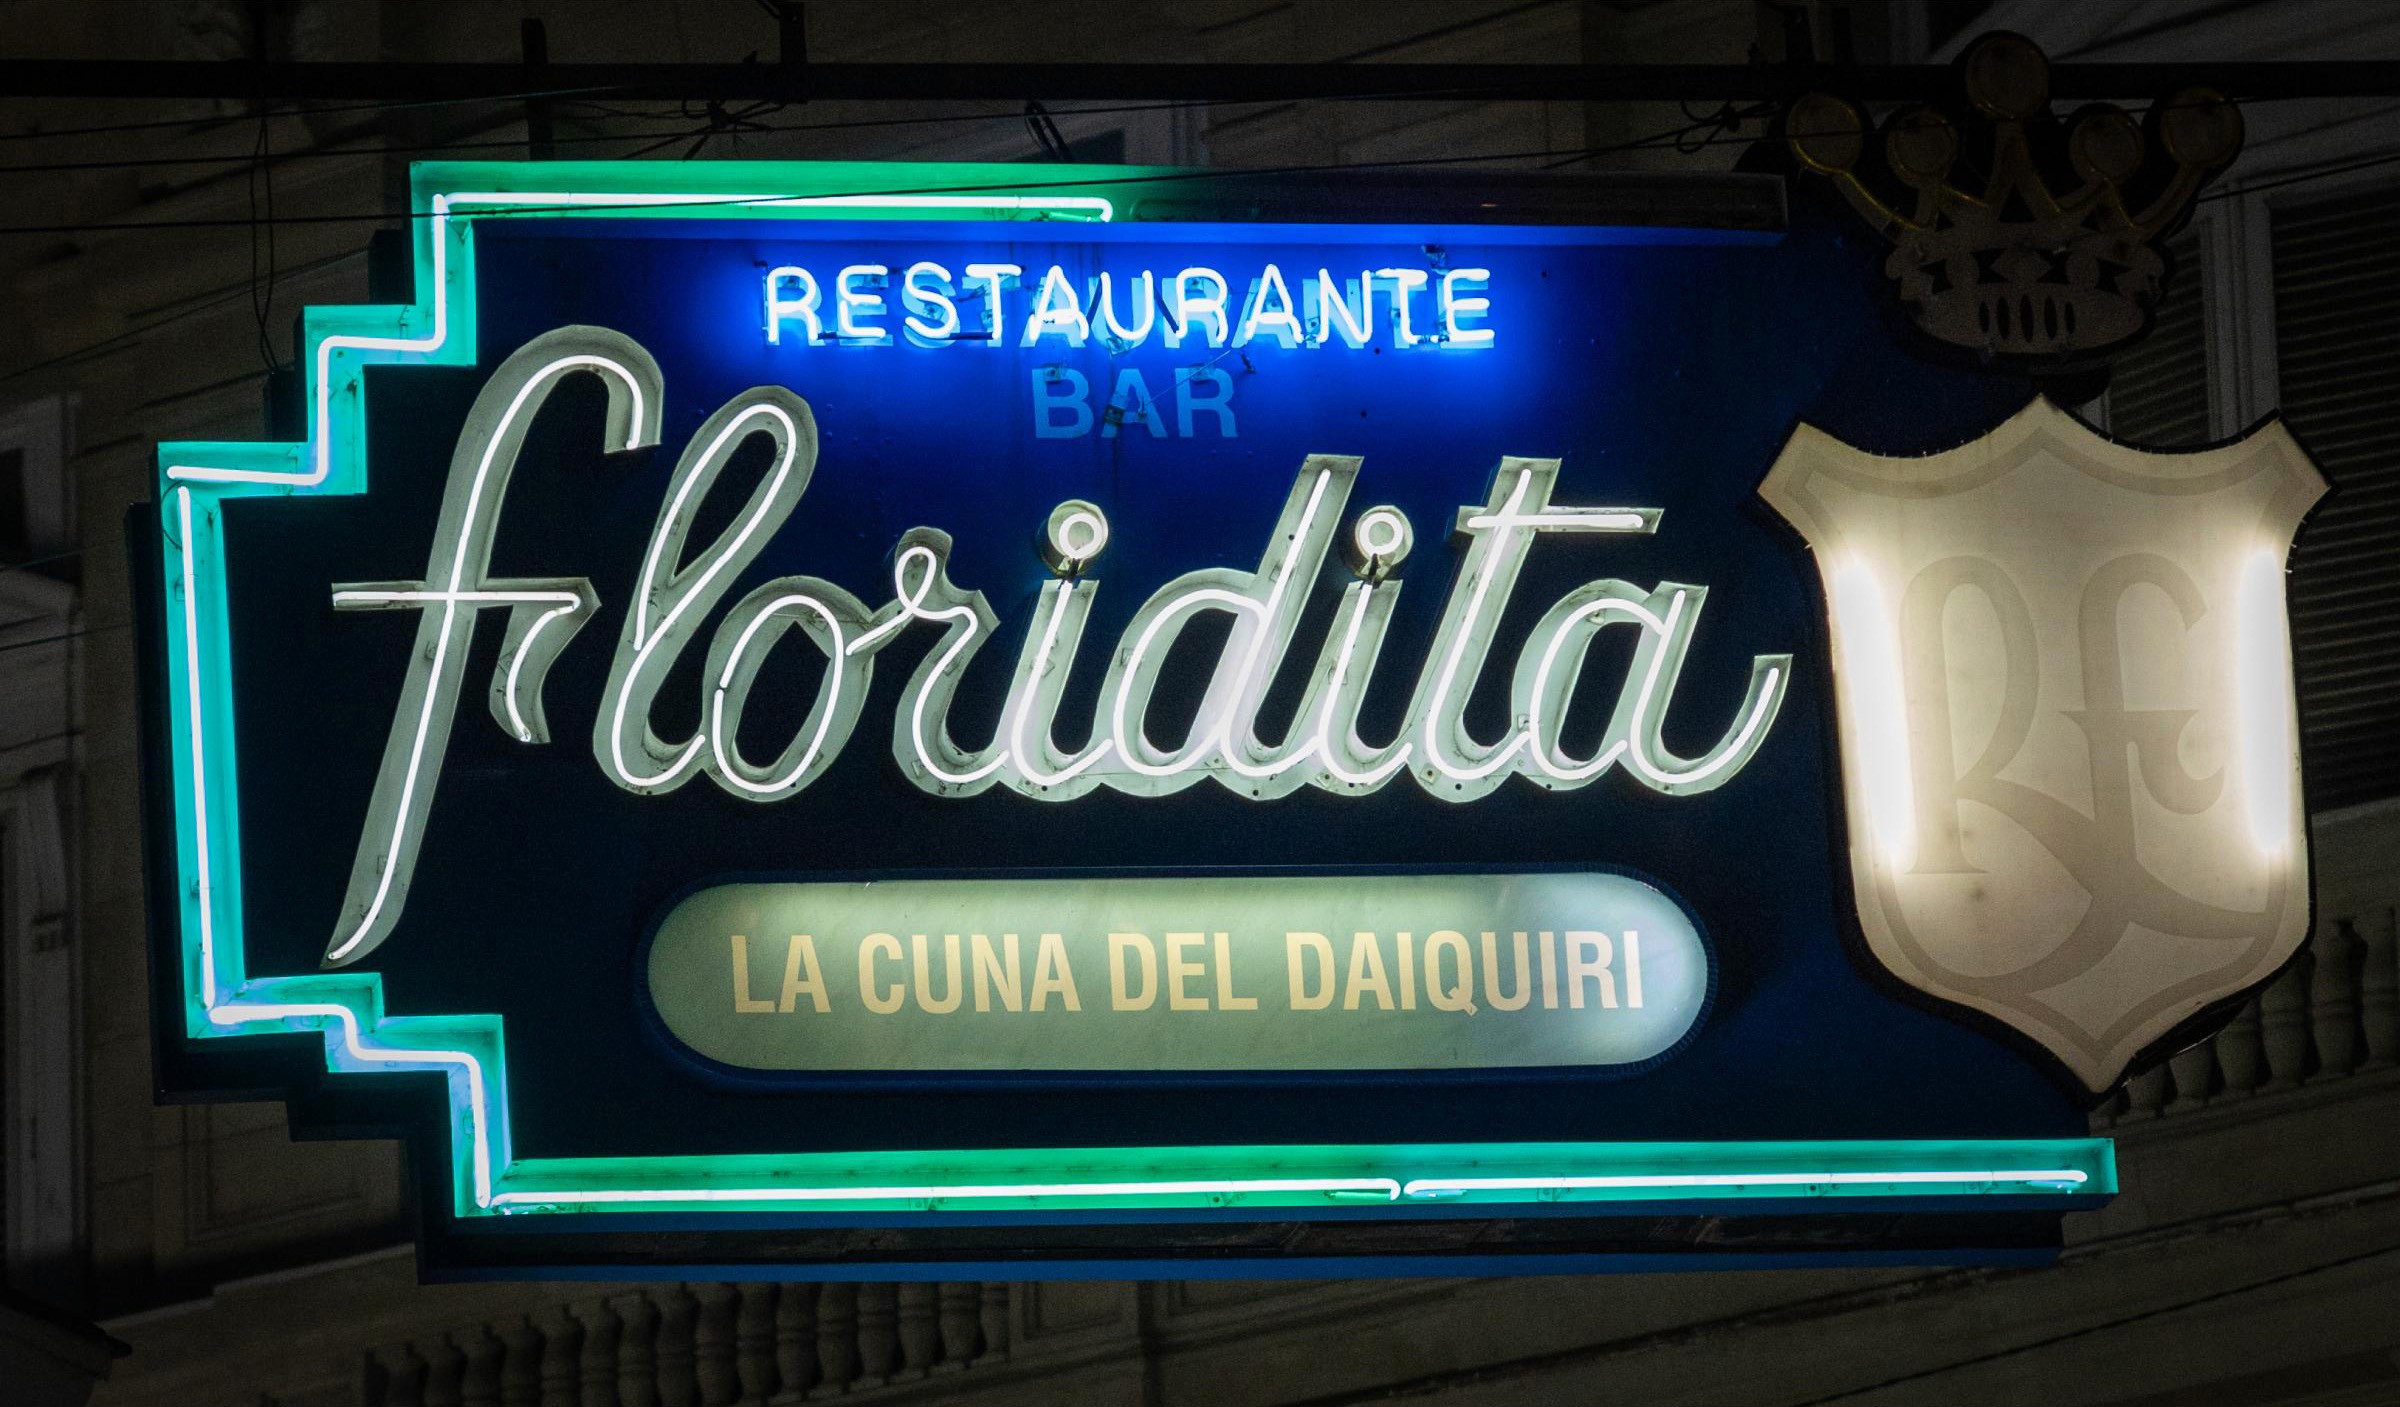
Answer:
2107;232;2211;448
2275;185;2400;812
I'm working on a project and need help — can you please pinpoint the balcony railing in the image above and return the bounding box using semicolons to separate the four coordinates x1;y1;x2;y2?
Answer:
2097;911;2399;1122
365;1283;1010;1407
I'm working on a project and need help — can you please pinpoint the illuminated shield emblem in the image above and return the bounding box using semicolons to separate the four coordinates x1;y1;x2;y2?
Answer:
1760;399;2326;1092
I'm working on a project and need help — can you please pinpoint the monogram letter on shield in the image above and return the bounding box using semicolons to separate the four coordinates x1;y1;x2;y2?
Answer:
1760;399;2326;1092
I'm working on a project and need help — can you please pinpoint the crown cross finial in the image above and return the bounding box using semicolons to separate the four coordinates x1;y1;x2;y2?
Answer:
1787;32;2243;365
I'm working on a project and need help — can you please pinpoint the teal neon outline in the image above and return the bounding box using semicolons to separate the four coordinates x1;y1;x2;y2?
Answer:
153;160;2115;1221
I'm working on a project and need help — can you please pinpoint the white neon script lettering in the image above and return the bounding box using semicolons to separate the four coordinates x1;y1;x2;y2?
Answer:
327;332;1787;966
327;327;662;965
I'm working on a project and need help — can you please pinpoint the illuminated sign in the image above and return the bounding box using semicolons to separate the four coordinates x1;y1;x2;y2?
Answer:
648;870;1712;1072
1760;402;2322;1090
762;259;1495;351
131;160;2313;1278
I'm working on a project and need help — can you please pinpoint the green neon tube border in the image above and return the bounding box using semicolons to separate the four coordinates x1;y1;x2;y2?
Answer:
150;159;2115;1221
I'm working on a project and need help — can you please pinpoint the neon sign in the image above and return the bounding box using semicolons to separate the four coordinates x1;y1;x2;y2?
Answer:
765;260;1494;350
649;870;1712;1072
139;160;2153;1277
319;323;1788;965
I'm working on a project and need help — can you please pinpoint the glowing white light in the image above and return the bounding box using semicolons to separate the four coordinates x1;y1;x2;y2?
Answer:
604;398;809;794
1618;590;1786;791
1313;270;1373;349
1421;467;1660;785
706;590;861;796
1354;509;1408;563
1167;268;1231;348
502;604;580;742
1050;504;1109;567
2237;546;2294;856
1314;584;1415;788
211;998;498;1207
175;488;220;1008
328;349;649;964
962;263;1022;347
1109;467;1334;780
1375;268;1430;346
490;1177;1401;1209
1438;268;1494;347
1831;557;1916;870
834;265;890;343
1022;265;1091;347
899;261;960;345
1012;581;1115;787
1400;1169;2088;1197
765;266;823;345
1234;264;1305;349
1522;593;1655;782
1094;271;1156;348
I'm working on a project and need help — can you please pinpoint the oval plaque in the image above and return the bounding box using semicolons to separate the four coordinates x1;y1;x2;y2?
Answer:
648;871;1709;1073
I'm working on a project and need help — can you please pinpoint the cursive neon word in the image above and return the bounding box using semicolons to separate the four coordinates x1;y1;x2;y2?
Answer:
325;327;1785;966
766;261;1493;351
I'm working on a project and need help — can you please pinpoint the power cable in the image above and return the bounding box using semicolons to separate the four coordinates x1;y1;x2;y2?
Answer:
0;245;365;390
0;136;1767;239
0;85;658;144
0;547;86;577
2198;146;2400;201
0;620;131;657
0;89;1649;177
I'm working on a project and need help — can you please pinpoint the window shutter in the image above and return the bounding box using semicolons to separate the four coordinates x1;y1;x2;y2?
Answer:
2106;232;2210;448
2274;185;2400;812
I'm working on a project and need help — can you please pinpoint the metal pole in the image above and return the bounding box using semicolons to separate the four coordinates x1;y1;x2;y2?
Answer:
519;20;555;161
0;59;2395;106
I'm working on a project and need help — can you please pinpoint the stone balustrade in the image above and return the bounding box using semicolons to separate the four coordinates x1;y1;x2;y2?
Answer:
2098;907;2400;1124
364;1283;1010;1407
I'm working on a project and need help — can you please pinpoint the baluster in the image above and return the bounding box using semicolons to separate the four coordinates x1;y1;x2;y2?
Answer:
502;1318;545;1407
693;1285;739;1406
734;1285;777;1403
2215;997;2266;1097
537;1308;581;1407
459;1325;505;1407
424;1337;467;1407
895;1284;937;1377
367;1348;393;1407
773;1285;817;1399
2362;908;2398;1068
977;1285;1009;1361
614;1293;660;1407
655;1286;700;1407
856;1283;899;1383
379;1345;430;1407
2122;1061;2171;1119
2262;955;2314;1089
577;1300;623;1407
936;1283;980;1367
814;1283;859;1389
2312;922;2361;1079
2167;1039;2217;1113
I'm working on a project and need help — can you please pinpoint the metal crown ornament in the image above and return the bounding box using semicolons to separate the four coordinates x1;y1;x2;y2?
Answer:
1787;32;2243;364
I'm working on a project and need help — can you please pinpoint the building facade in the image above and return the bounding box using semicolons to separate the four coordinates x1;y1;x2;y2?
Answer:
0;1;2395;1403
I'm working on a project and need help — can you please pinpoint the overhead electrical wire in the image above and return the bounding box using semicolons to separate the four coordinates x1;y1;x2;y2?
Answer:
0;122;1782;239
0;86;1708;177
0;84;684;144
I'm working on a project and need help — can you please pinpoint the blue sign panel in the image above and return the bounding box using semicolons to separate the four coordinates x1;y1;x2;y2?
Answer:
137;163;2117;1278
